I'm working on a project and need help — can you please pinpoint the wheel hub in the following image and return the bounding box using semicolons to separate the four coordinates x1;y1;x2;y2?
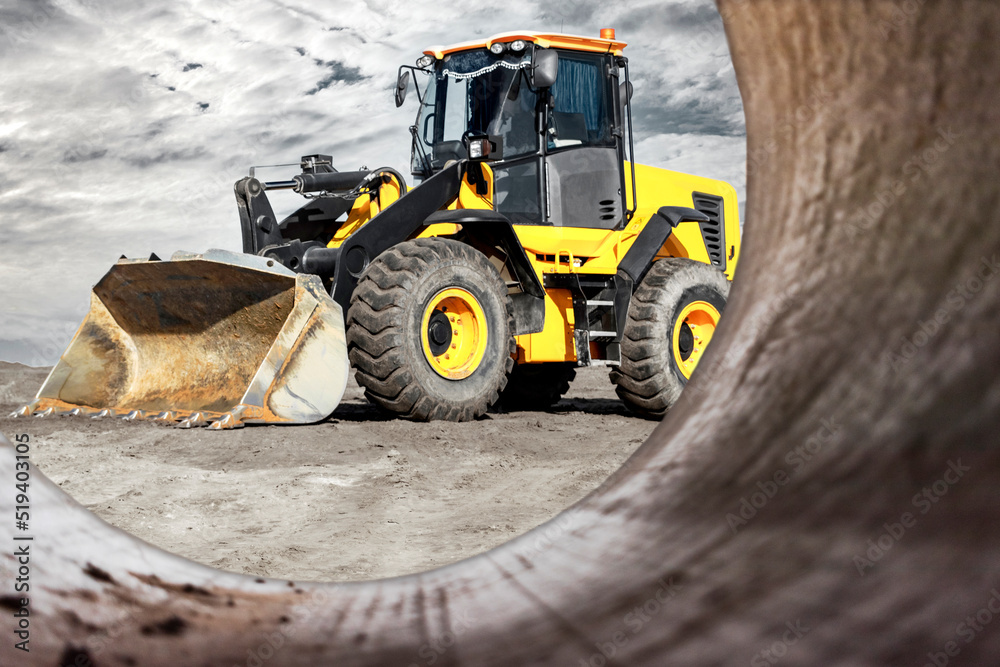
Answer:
421;288;489;380
672;300;721;380
678;322;694;360
426;310;453;356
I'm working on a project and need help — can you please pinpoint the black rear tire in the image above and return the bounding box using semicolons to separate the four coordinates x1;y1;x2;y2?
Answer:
610;258;729;420
500;362;577;411
346;238;515;422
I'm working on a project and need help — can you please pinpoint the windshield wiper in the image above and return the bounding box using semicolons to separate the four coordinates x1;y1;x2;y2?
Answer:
410;125;434;178
508;69;523;101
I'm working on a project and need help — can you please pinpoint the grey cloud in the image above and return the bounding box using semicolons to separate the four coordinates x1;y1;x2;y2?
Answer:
534;0;603;24
324;27;368;44
63;148;109;164
123;147;209;168
616;2;722;34
634;97;743;137
273;0;326;24
632;69;745;137
0;0;65;35
276;134;314;150
182;62;203;72
306;60;369;95
0;200;68;222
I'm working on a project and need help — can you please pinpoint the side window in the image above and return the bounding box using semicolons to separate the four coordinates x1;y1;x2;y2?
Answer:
442;77;468;140
548;54;613;149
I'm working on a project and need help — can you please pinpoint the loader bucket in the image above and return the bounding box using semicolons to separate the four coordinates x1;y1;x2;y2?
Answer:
13;249;348;428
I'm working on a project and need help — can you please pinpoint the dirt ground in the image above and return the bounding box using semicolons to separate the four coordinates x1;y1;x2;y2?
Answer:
0;361;653;582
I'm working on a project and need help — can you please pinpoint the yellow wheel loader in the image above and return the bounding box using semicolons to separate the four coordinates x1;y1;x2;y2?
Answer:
13;29;741;427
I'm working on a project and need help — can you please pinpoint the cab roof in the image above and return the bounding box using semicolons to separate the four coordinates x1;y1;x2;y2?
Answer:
423;30;627;60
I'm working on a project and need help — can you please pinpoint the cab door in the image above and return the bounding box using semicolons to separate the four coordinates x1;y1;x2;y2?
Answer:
543;51;624;230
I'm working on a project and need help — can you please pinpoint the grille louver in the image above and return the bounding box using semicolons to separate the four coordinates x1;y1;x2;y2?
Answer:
692;192;726;272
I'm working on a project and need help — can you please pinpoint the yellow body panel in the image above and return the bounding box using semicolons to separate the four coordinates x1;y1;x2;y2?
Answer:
451;163;494;210
513;226;622;274
425;31;627;60
327;175;403;248
416;223;462;239
516;289;577;363
625;162;742;281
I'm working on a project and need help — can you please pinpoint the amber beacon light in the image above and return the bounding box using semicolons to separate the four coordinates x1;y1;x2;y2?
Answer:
600;27;616;39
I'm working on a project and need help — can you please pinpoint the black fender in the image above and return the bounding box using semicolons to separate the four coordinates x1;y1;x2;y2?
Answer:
422;208;545;336
617;206;710;285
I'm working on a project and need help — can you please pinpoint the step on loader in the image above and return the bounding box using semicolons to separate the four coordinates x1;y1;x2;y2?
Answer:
13;29;741;427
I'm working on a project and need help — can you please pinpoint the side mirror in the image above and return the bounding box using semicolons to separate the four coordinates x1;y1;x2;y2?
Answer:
619;81;633;106
531;49;559;88
619;80;633;117
395;69;411;108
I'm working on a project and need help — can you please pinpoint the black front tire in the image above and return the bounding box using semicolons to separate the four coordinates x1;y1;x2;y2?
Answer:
610;258;729;420
346;238;515;422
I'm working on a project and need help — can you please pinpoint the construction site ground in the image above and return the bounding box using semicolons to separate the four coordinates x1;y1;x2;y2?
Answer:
0;361;652;582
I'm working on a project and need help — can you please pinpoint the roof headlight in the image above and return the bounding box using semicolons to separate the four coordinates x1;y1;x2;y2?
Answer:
490;42;507;55
416;55;435;68
509;40;527;52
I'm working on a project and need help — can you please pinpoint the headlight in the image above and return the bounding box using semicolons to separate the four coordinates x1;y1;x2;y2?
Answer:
490;42;506;55
464;134;493;161
416;55;435;68
509;40;527;52
468;139;487;159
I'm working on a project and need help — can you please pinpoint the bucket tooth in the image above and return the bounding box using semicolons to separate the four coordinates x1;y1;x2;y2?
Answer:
153;411;178;422
92;409;117;420
34;407;57;418
8;401;39;418
178;412;209;429
122;410;146;421
208;410;246;430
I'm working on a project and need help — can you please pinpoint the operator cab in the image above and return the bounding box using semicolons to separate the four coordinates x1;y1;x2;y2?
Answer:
397;31;635;230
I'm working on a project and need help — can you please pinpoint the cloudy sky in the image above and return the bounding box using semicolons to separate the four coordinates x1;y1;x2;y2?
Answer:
0;0;745;365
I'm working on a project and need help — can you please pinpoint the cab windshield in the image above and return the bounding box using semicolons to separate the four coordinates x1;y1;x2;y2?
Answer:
413;49;537;173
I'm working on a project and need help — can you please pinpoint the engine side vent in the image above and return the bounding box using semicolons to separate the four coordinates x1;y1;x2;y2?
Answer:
692;192;726;272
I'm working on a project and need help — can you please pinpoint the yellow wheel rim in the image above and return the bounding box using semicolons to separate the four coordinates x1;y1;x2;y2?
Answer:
421;287;489;380
672;300;721;380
